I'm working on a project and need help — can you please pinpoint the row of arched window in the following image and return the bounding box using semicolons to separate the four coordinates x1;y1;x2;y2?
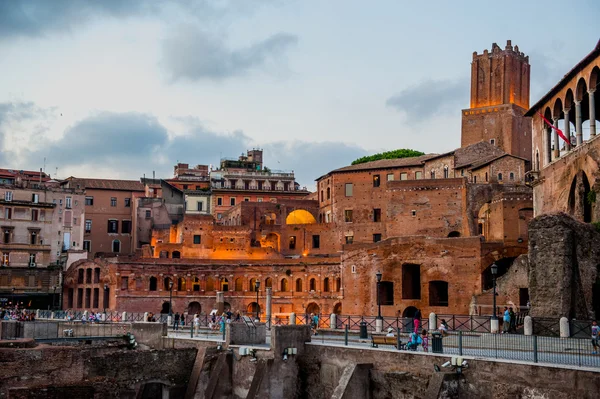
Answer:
145;276;341;293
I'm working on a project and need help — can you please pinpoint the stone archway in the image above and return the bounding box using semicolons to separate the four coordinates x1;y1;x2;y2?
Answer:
402;306;417;318
306;302;320;315
188;301;201;315
568;171;593;223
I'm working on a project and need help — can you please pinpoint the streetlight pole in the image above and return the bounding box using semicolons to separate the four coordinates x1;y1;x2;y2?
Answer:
491;263;498;319
255;280;260;321
11;287;15;308
376;271;382;320
168;280;174;317
52;286;57;310
490;263;499;333
103;284;109;314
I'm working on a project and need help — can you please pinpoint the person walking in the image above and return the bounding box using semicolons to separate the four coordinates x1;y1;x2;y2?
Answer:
591;320;599;354
421;329;429;352
502;307;510;334
413;308;421;333
173;312;180;331
508;307;516;333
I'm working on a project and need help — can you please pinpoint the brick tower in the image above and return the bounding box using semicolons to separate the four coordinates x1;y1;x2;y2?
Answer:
461;40;532;161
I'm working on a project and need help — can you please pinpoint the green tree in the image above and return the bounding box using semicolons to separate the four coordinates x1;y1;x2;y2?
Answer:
351;149;424;165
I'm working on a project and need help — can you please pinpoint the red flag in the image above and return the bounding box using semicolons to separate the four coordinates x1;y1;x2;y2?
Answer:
539;113;570;144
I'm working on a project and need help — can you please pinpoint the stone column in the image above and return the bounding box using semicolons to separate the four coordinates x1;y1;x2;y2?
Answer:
289;312;296;325
490;318;499;334
330;313;337;330
589;89;597;137
563;108;571;151
143;312;149;323
559;317;570;338
552;118;560;159
429;312;437;331
122;311;127;322
375;318;383;333
216;291;224;315
265;288;272;329
523;316;533;336
575;100;583;145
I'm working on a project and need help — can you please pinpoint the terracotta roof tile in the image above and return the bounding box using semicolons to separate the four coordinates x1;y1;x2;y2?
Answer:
65;177;144;192
326;154;437;174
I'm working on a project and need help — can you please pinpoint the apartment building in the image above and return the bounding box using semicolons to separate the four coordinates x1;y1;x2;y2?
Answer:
0;172;85;309
61;178;144;256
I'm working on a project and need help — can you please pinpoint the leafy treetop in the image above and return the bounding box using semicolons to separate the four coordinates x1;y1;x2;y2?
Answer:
351;149;425;165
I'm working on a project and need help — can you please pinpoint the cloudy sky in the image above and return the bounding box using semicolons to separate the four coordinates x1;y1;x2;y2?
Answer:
0;0;598;189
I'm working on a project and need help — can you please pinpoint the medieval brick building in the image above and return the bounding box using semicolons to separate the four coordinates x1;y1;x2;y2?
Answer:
62;41;535;319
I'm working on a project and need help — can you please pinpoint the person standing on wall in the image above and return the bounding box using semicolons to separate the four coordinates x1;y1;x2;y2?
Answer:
413;308;421;333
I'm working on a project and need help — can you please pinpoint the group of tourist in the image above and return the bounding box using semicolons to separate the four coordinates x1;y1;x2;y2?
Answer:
0;307;35;321
501;307;517;333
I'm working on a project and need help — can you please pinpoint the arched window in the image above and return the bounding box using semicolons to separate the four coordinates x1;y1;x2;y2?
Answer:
280;278;288;292
178;277;186;291
309;278;316;291
295;278;303;292
335;277;341;292
163;277;173;291
112;240;121;253
193;277;200;291
323;277;330;292
235;278;243;291
265;277;272;288
509;172;514;181
498;173;503;181
221;278;229;292
172;251;181;259
320;190;324;202
430;170;435;179
443;166;449;179
149;276;157;291
206;277;214;291
249;278;257;292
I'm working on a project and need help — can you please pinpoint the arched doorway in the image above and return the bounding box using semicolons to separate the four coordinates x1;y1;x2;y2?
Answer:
333;303;342;315
112;240;121;253
247;302;260;315
447;231;460;238
402;306;417;318
568;171;593;223
160;302;170;314
188;301;201;315
172;251;181;259
306;302;320;315
224;302;231;311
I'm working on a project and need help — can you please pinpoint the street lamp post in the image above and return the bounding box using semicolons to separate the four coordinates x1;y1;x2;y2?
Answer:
168;280;174;317
491;263;498;320
255;280;260;321
376;271;382;320
52;286;57;310
103;284;109;314
11;287;15;308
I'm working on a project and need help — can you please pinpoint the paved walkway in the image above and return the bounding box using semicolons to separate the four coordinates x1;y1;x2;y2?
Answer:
166;328;600;369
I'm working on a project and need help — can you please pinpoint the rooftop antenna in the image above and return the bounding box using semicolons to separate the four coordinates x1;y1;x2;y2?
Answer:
43;157;46;174
153;170;155;180
55;167;58;179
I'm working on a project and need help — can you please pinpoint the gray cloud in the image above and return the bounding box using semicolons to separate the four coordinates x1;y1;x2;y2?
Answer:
386;78;469;123
0;0;155;39
2;104;364;189
40;112;169;167
0;0;287;39
162;27;297;81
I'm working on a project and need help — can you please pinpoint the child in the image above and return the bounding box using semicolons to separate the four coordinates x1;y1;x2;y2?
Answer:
421;329;429;352
592;320;599;354
406;331;422;351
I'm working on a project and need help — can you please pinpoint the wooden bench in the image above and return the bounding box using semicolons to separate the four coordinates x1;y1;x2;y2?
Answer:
371;335;405;349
